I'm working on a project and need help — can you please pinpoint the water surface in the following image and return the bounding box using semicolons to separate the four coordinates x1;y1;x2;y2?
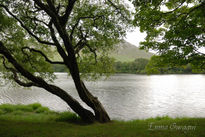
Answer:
1;73;205;120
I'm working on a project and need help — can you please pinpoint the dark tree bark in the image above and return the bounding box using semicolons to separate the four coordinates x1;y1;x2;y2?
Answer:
70;66;110;122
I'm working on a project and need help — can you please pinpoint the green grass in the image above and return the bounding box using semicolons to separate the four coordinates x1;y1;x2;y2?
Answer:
0;104;204;137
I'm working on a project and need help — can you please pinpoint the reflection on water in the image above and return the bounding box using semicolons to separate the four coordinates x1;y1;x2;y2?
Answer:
1;73;205;120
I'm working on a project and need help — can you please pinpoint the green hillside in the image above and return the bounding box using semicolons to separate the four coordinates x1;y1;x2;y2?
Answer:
110;41;154;62
52;41;154;63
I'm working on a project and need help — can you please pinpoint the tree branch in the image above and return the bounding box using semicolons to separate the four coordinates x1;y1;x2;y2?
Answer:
0;4;55;46
75;26;97;62
46;0;56;12
33;0;50;13
73;27;89;54
74;40;86;54
69;15;105;41
22;47;64;65
61;0;77;26
21;47;39;72
1;56;38;87
0;41;47;86
162;0;186;14
85;43;97;63
70;19;80;41
0;41;95;121
106;0;129;21
48;21;69;64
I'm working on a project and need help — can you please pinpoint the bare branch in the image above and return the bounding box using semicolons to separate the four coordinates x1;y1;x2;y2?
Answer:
74;41;86;54
61;0;77;26
74;26;97;62
85;43;97;63
162;0;186;14
48;21;69;63
24;14;49;27
46;0;56;12
73;26;89;54
69;15;105;41
70;19;80;41
33;0;50;13
32;1;75;59
22;47;64;65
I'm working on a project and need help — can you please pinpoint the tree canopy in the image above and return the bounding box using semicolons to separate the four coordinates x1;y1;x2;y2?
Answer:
132;0;205;68
0;0;132;123
0;0;131;81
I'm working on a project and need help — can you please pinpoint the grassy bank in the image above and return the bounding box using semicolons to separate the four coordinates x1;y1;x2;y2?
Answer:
0;104;204;137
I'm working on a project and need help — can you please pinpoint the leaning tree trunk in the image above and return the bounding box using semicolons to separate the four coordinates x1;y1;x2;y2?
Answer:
0;41;96;123
43;84;96;123
39;63;110;123
73;76;110;123
45;7;111;122
69;61;110;123
1;36;111;123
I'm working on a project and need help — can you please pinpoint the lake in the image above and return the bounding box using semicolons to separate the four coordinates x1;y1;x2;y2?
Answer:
1;73;205;120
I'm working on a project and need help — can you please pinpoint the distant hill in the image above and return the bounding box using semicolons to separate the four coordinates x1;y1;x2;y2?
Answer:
52;40;154;62
110;41;154;62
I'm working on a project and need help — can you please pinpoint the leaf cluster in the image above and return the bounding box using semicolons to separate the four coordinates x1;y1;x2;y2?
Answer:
132;0;205;68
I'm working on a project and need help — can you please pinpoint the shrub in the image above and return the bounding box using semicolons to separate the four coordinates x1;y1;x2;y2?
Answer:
56;112;81;122
28;103;42;111
35;106;50;113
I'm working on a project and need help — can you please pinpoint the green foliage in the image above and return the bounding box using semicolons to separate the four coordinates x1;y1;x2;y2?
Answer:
35;106;50;113
78;55;115;80
145;56;164;74
52;64;67;72
114;58;149;74
70;1;132;79
56;112;81;123
0;103;52;114
0;0;133;82
0;8;55;83
0;104;33;113
0;103;83;123
28;103;42;110
132;0;205;70
145;55;205;74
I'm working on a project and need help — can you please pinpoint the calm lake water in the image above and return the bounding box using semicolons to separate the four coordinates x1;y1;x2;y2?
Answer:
1;73;205;120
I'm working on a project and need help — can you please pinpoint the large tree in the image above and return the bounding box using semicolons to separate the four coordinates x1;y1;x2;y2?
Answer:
0;0;131;123
132;0;205;68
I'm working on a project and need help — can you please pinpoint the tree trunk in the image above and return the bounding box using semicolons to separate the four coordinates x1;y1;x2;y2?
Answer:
0;41;96;123
79;80;111;123
70;70;110;123
48;10;111;123
44;84;96;123
1;39;111;123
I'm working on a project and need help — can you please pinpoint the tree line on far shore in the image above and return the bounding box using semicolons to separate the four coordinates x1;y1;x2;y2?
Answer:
53;56;205;74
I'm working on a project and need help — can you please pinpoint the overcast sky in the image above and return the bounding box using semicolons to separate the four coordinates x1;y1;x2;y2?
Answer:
125;28;146;47
123;0;146;47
